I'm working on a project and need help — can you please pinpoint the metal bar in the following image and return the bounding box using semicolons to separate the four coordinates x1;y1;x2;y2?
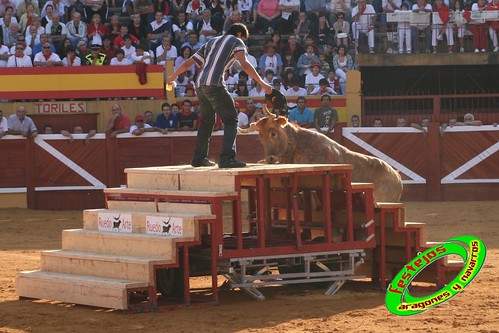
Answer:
323;172;332;243
292;174;303;249
257;176;266;249
183;245;190;305
379;210;387;290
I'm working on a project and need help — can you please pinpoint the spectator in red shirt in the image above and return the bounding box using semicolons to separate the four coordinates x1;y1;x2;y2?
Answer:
106;104;132;137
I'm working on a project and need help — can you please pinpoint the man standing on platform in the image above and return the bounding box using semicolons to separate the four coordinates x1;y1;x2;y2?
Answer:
166;23;272;168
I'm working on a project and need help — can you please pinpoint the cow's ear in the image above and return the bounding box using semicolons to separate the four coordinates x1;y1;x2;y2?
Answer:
276;116;287;127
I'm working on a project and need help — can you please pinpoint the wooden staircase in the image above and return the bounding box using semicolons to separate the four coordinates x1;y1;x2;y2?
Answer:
16;189;220;311
369;202;464;290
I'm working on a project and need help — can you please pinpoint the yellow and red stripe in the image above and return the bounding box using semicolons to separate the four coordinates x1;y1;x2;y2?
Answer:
0;65;165;100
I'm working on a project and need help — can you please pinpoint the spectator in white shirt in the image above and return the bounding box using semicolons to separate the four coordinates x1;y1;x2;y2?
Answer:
285;78;308;97
155;36;177;65
7;42;33;67
130;43;153;64
110;49;131;65
62;46;81;66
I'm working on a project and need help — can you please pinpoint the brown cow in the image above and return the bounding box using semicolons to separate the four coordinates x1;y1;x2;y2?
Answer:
239;109;403;202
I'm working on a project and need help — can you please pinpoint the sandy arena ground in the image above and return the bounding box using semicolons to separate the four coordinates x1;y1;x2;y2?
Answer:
0;202;498;333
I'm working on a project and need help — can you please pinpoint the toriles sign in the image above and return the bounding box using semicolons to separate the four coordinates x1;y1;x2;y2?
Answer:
34;102;87;113
386;235;486;316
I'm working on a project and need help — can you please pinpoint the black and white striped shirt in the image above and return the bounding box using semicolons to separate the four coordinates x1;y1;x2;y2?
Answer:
192;35;246;88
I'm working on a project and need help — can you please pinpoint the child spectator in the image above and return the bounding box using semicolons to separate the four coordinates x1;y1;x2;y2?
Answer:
395;2;412;54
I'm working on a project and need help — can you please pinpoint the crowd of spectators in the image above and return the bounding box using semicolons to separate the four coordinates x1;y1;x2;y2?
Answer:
0;0;498;106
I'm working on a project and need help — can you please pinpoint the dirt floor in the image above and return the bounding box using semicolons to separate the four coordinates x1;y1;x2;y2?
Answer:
0;202;498;333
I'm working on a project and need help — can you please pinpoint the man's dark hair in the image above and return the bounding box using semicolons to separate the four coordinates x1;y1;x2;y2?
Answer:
225;23;249;39
161;102;170;109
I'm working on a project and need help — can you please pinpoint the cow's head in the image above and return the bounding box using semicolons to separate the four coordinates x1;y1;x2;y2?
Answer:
238;105;292;163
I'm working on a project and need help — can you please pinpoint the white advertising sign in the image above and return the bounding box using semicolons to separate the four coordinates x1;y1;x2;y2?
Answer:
146;216;183;236
98;213;132;233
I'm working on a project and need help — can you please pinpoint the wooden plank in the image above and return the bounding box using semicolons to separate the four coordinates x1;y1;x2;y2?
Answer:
104;187;238;197
61;229;186;259
16;270;147;309
0;193;27;208
158;202;212;215
41;250;168;285
106;200;157;212
126;172;179;190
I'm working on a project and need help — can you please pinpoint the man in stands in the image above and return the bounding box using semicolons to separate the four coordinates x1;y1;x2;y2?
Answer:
61;126;96;144
155;36;177;65
172;11;193;48
0;109;8;138
352;0;377;54
45;13;68;49
0;38;10;67
177;99;198;131
7;42;33;67
154;102;178;131
10;35;32;57
196;8;220;44
146;11;171;51
67;11;88;48
114;25;137;48
285;78;307;97
109;48;131;65
7;106;38;138
34;42;63;66
106;104;131;137
130;114;165;135
314;94;339;133
144;110;154;127
288;96;314;128
33;33;56;55
181;32;202;53
85;42;106;65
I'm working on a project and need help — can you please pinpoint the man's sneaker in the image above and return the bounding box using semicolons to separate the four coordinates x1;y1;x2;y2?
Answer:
460;47;464;53
494;46;499;52
218;159;247;168
474;48;480;53
191;158;216;167
481;48;486;52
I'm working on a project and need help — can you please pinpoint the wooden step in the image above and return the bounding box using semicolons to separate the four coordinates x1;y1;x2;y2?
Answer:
83;208;213;235
16;271;147;310
375;202;404;209
41;250;169;284
351;182;374;190
104;187;239;198
123;164;352;192
62;229;192;259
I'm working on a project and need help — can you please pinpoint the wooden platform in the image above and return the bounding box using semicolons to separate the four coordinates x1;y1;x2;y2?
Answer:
16;163;463;311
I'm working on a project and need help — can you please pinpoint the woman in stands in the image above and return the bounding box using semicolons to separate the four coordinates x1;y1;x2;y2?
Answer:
333;44;353;95
174;45;196;79
87;14;110;43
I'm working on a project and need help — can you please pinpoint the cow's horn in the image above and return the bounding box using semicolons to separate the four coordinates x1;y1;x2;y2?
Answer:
262;103;276;118
238;123;259;133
